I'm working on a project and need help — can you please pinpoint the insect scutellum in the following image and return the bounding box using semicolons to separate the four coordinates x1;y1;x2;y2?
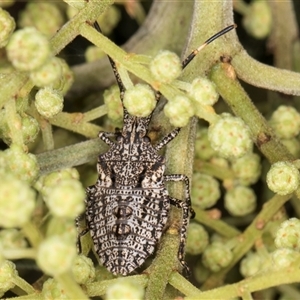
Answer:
77;21;236;276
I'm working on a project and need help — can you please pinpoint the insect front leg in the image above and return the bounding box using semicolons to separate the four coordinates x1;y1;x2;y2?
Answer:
98;131;116;146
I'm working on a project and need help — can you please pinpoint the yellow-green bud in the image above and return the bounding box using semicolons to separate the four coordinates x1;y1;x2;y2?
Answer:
6;27;51;71
266;161;300;195
164;95;194;127
208;113;253;159
150;50;182;83
123;84;156;117
35;87;63;119
0;8;15;48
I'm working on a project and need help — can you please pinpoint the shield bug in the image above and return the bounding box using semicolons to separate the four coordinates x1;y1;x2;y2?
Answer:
78;21;236;276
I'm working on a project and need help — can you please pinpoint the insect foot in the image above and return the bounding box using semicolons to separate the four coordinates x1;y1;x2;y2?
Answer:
77;21;236;277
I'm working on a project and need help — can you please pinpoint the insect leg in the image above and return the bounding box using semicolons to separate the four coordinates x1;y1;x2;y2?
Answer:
169;196;191;276
164;174;195;218
154;128;181;151
165;174;194;276
75;213;89;253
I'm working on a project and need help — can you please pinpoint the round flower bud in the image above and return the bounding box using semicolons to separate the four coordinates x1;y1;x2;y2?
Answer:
37;235;77;276
208;113;253;159
164;95;194;127
189;77;219;106
0;8;15;48
72;255;95;284
123;84;156;117
274;218;300;251
0;229;27;249
6;27;51;71
150;50;182;83
20;114;40;145
106;279;144;300
269;106;300;139
281;138;300;158
202;242;233;272
30;57;62;87
224;186;256;216
35;87;63;119
193;260;210;283
191;173;220;209
194;128;216;161
3;145;39;183
240;251;262;277
50;58;74;95
0;174;35;228
45;179;85;219
104;84;123;123
42;278;69;300
186;223;209;255
243;0;272;39
18;2;64;38
85;45;105;62
46;218;77;242
96;5;121;36
232;153;261;186
271;248;300;269
0;260;18;292
266;161;300;195
37;168;80;196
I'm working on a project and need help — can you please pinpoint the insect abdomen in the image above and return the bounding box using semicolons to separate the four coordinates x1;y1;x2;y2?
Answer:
86;187;170;275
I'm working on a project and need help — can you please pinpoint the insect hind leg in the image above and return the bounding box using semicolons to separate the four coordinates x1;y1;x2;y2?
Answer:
169;196;191;277
165;174;195;276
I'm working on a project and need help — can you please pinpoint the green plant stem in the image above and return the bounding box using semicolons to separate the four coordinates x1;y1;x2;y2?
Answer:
268;0;298;70
193;208;241;238
86;275;148;297
82;105;107;122
36;138;107;175
233;0;250;15
55;272;89;300
169;272;201;297
21;221;42;248
194;158;234;181
202;193;291;290
8;294;42;300
50;112;102;138
11;275;36;295
231;51;300;95
144;227;184;300
3;248;36;260
186;267;300;299
50;0;114;55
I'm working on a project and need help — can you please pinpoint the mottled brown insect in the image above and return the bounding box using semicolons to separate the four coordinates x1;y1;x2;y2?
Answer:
79;22;235;276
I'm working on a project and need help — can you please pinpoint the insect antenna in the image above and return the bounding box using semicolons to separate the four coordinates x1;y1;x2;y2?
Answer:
181;24;236;69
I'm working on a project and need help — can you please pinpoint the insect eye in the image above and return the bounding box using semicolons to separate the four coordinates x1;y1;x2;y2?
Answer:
143;136;151;143
116;135;123;142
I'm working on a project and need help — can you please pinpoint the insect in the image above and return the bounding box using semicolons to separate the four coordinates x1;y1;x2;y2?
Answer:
78;21;236;276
